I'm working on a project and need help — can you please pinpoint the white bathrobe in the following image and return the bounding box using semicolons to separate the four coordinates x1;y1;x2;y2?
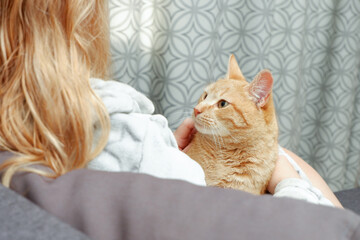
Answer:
88;78;206;186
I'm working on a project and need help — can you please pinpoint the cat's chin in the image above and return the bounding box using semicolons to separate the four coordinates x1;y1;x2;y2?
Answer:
195;128;212;135
194;122;229;136
194;122;211;135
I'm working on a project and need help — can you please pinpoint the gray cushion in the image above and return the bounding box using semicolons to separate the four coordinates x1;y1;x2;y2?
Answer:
7;169;360;240
335;187;360;215
0;184;89;240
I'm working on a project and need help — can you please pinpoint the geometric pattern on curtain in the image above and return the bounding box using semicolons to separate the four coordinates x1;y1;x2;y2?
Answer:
109;0;360;191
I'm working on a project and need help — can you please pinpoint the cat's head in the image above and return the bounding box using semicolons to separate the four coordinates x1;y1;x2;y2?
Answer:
193;55;276;138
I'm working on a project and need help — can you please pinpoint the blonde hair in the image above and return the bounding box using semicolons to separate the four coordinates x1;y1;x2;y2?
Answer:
0;0;111;186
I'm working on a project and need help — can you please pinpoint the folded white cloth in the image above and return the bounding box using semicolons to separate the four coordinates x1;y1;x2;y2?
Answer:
274;178;334;206
87;78;206;186
275;146;334;207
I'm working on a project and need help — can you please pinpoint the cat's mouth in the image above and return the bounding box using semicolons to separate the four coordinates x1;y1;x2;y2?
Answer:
194;118;229;136
193;117;211;134
194;121;211;135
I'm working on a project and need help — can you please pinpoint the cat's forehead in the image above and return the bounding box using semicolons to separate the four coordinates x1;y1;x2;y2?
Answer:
205;79;247;96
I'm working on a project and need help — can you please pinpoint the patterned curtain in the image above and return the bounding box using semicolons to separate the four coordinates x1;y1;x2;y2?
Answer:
108;0;360;191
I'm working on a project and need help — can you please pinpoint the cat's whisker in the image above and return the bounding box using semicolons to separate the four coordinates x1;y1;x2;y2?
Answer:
210;122;225;158
210;129;217;148
212;117;225;145
212;130;226;160
217;120;238;142
212;134;224;159
201;116;215;125
217;129;226;156
209;126;219;147
208;125;219;148
213;125;223;145
205;125;222;154
215;130;223;150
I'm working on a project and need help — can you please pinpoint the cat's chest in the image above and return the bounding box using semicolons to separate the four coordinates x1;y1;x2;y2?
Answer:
189;134;246;164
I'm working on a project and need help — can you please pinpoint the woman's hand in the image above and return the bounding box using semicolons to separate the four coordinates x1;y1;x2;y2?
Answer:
173;118;197;153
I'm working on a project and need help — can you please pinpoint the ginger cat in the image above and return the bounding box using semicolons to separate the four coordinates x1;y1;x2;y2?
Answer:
187;55;278;195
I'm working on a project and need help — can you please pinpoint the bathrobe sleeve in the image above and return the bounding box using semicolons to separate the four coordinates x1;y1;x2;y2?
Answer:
87;78;206;186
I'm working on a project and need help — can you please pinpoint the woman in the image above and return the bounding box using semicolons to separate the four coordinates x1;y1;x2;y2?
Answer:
0;0;111;185
0;0;342;208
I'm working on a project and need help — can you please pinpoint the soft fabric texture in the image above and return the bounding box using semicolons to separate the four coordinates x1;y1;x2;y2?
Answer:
88;78;206;186
335;187;360;215
5;168;360;240
274;178;334;207
0;183;89;240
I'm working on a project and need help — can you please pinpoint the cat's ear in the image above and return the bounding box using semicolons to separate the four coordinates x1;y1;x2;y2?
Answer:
227;54;245;81
249;69;273;108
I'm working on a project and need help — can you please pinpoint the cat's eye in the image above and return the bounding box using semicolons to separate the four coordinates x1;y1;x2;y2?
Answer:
218;100;229;108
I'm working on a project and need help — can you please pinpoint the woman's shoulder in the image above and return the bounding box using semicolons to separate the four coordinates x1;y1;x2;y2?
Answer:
90;78;154;114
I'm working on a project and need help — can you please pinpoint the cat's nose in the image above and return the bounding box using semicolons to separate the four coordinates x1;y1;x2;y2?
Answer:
194;108;201;117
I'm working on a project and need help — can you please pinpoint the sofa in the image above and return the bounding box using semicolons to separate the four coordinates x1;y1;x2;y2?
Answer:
0;164;359;240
